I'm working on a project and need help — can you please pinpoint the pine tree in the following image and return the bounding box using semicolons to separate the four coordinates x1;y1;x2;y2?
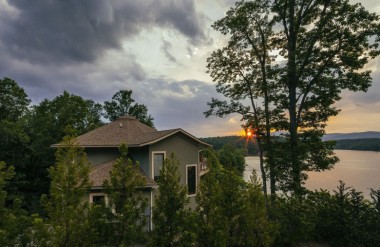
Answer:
150;153;195;247
196;151;276;247
103;144;148;246
41;134;91;247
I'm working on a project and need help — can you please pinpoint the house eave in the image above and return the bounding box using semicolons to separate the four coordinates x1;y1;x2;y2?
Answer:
140;129;212;147
90;185;158;191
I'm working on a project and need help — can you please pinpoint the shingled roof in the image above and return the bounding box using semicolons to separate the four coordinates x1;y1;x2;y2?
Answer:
89;159;157;189
52;115;210;148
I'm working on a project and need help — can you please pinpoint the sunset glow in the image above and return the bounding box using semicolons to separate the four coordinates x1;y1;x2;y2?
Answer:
246;130;253;137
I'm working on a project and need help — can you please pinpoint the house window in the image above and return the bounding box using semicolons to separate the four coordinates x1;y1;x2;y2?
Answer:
89;193;108;206
186;165;197;196
92;195;105;204
153;152;165;181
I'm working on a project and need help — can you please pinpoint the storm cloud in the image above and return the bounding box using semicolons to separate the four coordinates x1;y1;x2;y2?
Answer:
0;0;207;65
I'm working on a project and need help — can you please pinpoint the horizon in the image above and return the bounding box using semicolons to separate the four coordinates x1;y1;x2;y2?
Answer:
200;130;380;138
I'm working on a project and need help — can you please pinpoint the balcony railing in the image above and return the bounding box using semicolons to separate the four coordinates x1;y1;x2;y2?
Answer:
199;161;209;176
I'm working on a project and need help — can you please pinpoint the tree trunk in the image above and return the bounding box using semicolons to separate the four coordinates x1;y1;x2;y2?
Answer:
287;0;302;195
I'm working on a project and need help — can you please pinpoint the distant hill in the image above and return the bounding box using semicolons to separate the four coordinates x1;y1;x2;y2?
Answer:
323;131;380;141
334;138;380;151
201;132;380;153
199;136;259;155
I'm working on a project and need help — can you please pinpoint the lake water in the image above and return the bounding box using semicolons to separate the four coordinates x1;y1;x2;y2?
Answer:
244;150;380;198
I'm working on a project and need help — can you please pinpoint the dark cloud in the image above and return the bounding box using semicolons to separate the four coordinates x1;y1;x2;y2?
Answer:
0;0;207;65
152;0;206;44
161;39;178;63
127;78;229;136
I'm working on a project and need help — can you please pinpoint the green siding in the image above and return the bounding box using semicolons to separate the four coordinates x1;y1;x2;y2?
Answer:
85;147;119;166
149;133;202;208
129;146;149;175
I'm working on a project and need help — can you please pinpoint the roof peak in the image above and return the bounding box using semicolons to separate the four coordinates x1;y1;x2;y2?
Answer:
117;115;137;120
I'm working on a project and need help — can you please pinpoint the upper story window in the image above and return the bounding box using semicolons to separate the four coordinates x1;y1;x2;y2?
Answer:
89;193;108;206
153;152;165;181
186;165;197;196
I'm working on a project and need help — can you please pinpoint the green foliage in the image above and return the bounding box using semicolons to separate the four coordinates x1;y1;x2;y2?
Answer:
27;90;103;144
40;135;91;246
25;91;103;211
0;162;31;246
205;0;288;198
206;0;380;195
0;77;31;207
0;119;30;204
0;78;159;214
0;77;30;122
218;144;246;175
104;89;154;127
103;144;148;246
150;153;195;247
196;155;276;247
0;162;14;207
79;204;115;246
29;214;50;247
200;135;259;155
273;182;380;247
242;173;278;247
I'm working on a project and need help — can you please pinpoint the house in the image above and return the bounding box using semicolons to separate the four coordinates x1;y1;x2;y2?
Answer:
55;115;211;230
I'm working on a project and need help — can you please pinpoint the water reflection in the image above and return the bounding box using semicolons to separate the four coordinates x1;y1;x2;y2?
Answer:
244;150;380;198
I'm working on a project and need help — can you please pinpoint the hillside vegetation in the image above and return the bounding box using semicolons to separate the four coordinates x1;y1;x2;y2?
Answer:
200;136;259;155
201;136;380;153
334;138;380;151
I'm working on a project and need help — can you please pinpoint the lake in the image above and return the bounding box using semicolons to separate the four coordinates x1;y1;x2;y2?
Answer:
244;150;380;198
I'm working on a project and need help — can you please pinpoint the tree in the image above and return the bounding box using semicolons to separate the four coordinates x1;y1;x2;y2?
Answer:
196;150;275;247
205;0;287;199
0;77;30;122
104;90;154;127
0;161;32;246
41;134;91;247
273;183;380;246
0;161;15;245
218;144;246;176
150;153;195;247
272;0;380;194
240;172;277;246
103;144;148;246
25;91;103;211
0;78;31;208
206;0;380;195
196;161;228;247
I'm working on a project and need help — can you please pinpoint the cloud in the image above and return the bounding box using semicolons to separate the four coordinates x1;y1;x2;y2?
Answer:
119;78;236;137
0;0;207;65
161;39;178;63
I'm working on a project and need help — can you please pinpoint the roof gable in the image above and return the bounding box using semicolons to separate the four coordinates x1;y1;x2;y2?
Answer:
89;159;157;188
52;115;211;148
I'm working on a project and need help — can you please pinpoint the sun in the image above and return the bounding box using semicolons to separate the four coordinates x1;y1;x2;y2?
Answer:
246;130;253;137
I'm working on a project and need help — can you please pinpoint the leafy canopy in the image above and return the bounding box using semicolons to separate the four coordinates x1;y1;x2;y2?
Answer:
205;0;380;194
104;90;154;127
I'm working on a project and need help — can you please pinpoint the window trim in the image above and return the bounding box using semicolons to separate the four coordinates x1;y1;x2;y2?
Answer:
186;164;197;197
151;151;166;180
89;192;109;206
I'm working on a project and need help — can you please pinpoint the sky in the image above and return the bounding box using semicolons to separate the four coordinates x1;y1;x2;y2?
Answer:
0;0;379;138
